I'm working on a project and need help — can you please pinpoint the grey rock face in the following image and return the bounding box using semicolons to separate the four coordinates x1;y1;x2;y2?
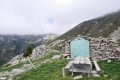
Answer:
7;44;52;66
109;26;120;39
49;40;64;48
0;71;10;77
9;69;24;80
20;58;28;63
8;55;22;66
31;45;51;59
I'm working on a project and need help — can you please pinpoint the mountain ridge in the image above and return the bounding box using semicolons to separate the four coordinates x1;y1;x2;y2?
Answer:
56;11;120;41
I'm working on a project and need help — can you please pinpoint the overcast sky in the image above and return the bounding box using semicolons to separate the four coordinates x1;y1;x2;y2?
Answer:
0;0;120;34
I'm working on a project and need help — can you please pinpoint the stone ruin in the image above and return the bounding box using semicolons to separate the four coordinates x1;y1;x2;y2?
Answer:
62;36;120;61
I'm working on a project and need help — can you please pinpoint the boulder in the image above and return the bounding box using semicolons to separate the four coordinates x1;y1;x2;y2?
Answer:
10;60;19;66
63;54;70;58
23;64;32;70
52;55;62;59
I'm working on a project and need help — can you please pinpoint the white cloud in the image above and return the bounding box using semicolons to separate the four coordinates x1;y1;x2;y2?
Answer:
0;0;120;34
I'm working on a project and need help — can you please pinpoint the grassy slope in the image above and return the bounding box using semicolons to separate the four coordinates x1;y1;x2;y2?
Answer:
1;52;120;80
0;62;29;72
13;59;70;80
98;60;120;80
13;56;120;80
0;52;61;72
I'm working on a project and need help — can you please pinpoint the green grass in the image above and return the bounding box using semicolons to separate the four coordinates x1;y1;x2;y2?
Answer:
32;52;61;62
0;52;60;72
2;52;120;80
13;59;120;80
30;52;61;66
0;61;29;72
98;60;120;80
13;59;70;80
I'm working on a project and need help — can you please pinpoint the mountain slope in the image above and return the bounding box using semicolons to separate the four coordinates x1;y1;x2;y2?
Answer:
0;34;59;65
56;11;120;41
0;35;44;65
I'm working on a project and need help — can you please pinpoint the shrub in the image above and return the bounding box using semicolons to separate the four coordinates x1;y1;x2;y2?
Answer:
23;45;33;57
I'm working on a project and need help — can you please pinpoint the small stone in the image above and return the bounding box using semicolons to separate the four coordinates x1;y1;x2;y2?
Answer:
0;77;7;80
73;75;83;79
23;64;32;70
52;55;62;59
66;56;71;59
63;54;70;58
107;60;111;63
104;74;108;77
92;74;100;77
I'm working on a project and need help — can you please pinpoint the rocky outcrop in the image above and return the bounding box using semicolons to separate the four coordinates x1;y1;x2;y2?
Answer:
109;26;120;39
9;69;24;80
0;71;10;80
7;45;53;67
49;40;64;48
31;45;52;59
8;55;23;66
0;63;32;80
